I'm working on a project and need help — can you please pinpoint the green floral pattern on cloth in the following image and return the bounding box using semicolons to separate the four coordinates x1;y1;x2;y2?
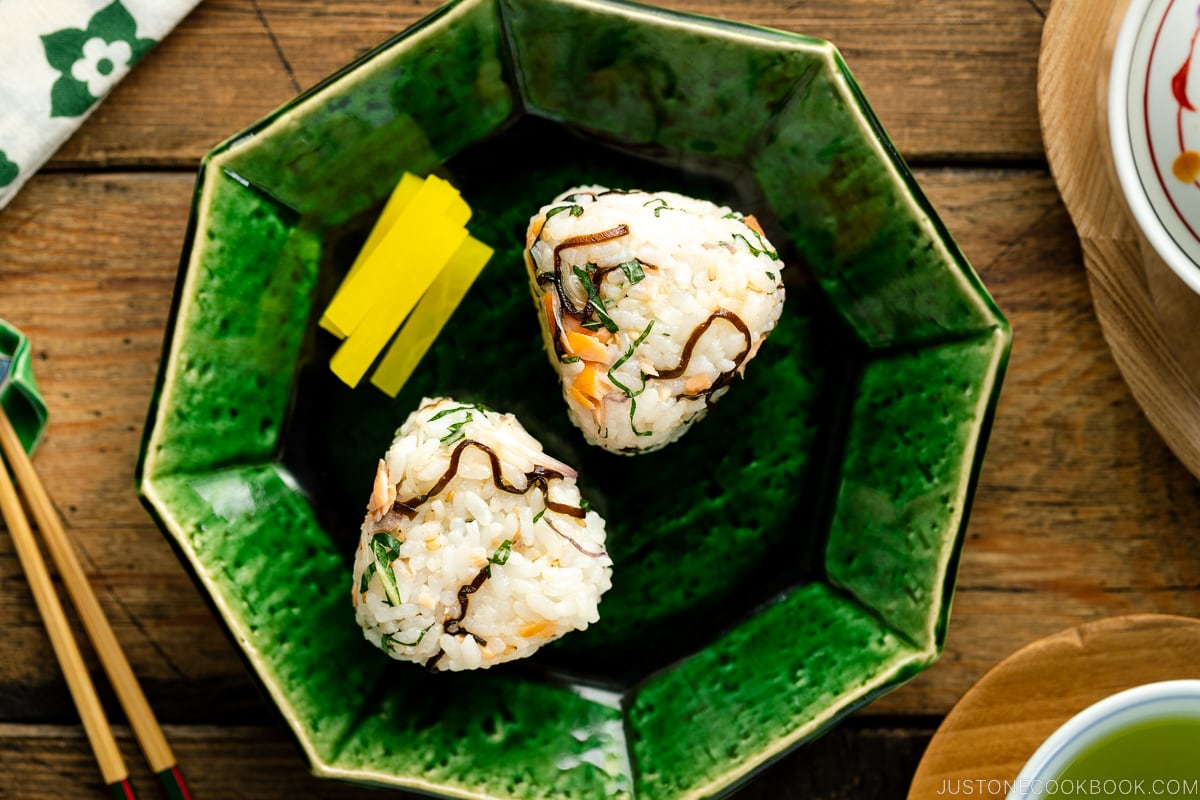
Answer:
41;2;156;118
0;151;16;188
0;0;199;211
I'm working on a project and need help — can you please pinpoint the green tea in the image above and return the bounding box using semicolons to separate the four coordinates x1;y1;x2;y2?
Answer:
1045;716;1200;799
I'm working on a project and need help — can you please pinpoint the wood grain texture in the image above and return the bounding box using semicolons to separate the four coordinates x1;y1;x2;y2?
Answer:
3;0;1200;795
907;615;1200;800
48;0;1046;169
0;429;130;785
0;723;932;800
1039;0;1200;478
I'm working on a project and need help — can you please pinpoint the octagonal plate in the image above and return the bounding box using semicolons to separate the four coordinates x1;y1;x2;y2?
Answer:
137;0;1010;798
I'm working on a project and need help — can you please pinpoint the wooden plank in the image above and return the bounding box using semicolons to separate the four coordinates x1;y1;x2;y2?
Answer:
0;722;932;799
2;167;1199;727
0;536;262;723
48;0;1045;170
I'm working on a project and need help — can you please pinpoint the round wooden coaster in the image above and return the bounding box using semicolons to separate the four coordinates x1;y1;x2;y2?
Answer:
906;614;1200;799
1039;0;1200;478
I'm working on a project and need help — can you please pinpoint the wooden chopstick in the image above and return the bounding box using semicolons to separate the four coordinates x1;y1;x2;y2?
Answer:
0;409;192;799
0;419;138;799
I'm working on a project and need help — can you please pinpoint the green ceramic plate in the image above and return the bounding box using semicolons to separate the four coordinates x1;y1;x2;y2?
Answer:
137;0;1010;797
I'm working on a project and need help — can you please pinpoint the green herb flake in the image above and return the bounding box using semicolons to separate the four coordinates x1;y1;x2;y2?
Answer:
643;198;675;218
358;563;376;594
440;413;472;445
732;230;779;260
766;271;776;281
546;203;583;220
606;322;656;438
608;321;654;379
618;259;646;285
370;533;404;607
561;355;581;364
432;406;476;444
572;265;619;333
630;380;653;438
385;623;434;650
485;538;515;577
429;404;483;422
490;539;514;566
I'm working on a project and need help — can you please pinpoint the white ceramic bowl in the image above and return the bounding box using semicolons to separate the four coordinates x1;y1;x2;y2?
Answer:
1006;680;1200;799
1110;0;1200;294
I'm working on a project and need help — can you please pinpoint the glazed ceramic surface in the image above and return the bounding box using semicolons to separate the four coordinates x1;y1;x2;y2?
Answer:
137;0;1011;797
1110;0;1200;294
0;319;48;454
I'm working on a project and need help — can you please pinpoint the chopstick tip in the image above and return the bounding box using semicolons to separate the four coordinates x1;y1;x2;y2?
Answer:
108;777;137;800
157;765;194;800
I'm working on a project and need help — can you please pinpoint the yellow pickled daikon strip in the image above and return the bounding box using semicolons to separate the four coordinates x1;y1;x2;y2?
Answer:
329;215;470;387
319;174;421;339
370;236;493;397
341;171;424;288
319;174;468;339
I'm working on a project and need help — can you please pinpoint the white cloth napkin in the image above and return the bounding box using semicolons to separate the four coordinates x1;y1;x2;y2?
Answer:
0;0;201;210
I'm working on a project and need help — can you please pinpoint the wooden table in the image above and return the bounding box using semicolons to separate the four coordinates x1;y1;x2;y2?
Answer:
2;0;1199;797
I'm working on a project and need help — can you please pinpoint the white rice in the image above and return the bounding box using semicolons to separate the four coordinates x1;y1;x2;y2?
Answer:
351;397;612;671
524;186;786;453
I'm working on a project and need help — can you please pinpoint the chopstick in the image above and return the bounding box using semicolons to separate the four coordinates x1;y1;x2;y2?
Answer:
0;419;137;799
0;409;192;799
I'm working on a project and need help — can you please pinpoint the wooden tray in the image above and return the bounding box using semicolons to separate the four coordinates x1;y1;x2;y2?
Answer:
906;615;1200;799
1039;0;1200;478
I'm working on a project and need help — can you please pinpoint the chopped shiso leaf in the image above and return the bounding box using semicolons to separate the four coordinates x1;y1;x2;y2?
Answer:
732;230;778;260
642;197;676;217
572;265;619;332
429;403;489;422
384;623;433;651
489;539;514;566
545;203;584;219
439;413;472;444
369;533;404;607
607;322;655;438
618;259;646;285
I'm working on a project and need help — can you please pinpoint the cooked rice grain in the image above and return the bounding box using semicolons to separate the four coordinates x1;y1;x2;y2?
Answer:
352;397;612;671
525;187;786;453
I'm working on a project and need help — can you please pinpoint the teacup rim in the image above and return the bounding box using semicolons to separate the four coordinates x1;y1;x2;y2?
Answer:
1006;679;1200;799
1108;0;1200;295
